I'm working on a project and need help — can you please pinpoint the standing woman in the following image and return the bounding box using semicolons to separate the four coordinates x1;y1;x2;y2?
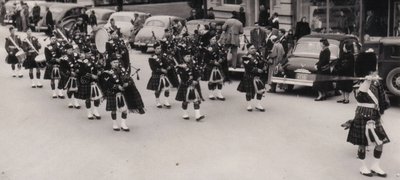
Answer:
346;49;390;177
336;42;355;104
314;38;332;101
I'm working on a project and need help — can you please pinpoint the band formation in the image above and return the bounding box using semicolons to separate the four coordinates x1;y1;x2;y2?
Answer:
3;16;393;177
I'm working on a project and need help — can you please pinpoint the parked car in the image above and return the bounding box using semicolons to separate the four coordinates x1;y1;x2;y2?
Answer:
86;8;115;31
180;19;225;36
371;37;400;96
103;11;151;40
271;34;360;91
35;3;91;32
134;15;186;53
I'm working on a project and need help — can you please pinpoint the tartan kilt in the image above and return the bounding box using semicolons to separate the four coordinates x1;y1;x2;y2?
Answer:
175;83;189;102
43;66;55;80
5;54;19;64
146;73;161;91
76;83;91;100
106;94;117;111
237;75;255;96
347;114;390;146
23;54;38;69
58;76;68;89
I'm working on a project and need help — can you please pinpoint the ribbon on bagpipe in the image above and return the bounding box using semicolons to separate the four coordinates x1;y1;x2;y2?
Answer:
64;77;78;92
130;65;141;80
253;76;266;94
158;74;171;91
186;84;201;103
209;67;223;84
90;82;103;101
116;92;127;112
51;66;61;80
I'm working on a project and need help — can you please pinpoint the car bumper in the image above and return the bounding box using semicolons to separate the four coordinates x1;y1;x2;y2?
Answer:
134;42;155;48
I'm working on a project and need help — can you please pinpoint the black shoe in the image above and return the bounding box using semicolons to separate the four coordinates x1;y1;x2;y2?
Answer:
37;85;43;88
217;97;225;101
121;127;130;132
88;116;94;120
371;170;387;177
156;104;162;108
94;115;101;120
68;105;73;108
74;105;81;109
209;97;216;100
337;99;345;103
247;108;253;112
196;115;205;121
255;107;265;112
163;104;171;108
58;95;65;99
113;128;120;131
360;171;373;177
52;96;57;99
12;75;16;77
18;75;23;78
343;100;350;104
32;85;36;88
183;116;190;120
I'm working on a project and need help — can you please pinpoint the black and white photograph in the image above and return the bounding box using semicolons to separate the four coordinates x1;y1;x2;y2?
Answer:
0;0;399;179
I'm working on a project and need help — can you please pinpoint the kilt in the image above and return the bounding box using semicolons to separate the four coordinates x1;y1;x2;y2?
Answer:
43;66;60;80
147;73;161;91
176;83;202;102
106;94;117;111
5;54;19;64
76;83;91;100
336;80;354;93
347;113;390;146
22;54;38;69
237;74;256;97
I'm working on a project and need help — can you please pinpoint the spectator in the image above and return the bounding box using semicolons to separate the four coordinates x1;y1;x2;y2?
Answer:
337;10;349;34
269;12;279;29
116;0;123;11
311;15;322;32
89;10;97;28
314;38;333;101
294;17;311;40
278;29;288;57
45;6;54;36
365;10;379;36
335;42;355;104
0;1;6;26
258;4;268;26
238;7;246;27
186;9;197;21
32;3;41;29
15;1;23;31
207;7;215;19
267;35;285;93
394;21;400;37
222;11;243;68
80;8;89;34
286;29;295;56
250;22;266;53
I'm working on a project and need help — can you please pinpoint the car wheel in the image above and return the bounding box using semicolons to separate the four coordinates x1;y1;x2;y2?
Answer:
385;67;400;96
140;46;148;53
283;84;294;92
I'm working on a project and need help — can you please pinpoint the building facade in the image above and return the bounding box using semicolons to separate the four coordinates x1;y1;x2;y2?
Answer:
208;0;400;38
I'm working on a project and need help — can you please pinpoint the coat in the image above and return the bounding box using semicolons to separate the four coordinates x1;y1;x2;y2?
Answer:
46;11;54;26
294;21;311;40
250;28;266;50
222;18;243;47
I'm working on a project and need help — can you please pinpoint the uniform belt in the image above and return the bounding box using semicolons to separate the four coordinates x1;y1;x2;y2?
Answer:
357;103;377;109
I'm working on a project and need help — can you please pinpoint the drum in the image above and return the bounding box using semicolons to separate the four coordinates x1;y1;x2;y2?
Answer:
95;28;110;53
35;54;47;69
16;51;26;63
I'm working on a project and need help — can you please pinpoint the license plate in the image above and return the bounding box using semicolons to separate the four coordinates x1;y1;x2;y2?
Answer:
296;73;308;80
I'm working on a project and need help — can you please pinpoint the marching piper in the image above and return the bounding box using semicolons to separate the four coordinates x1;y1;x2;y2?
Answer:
147;43;176;108
62;44;81;109
100;54;145;131
344;49;390;177
175;50;205;121
105;31;129;72
76;51;103;120
22;29;43;88
202;36;228;100
44;37;64;98
237;43;267;112
5;27;24;78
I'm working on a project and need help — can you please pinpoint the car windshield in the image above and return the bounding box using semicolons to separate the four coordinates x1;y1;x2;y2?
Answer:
293;40;340;59
50;7;65;20
112;15;133;22
146;20;166;27
101;12;113;21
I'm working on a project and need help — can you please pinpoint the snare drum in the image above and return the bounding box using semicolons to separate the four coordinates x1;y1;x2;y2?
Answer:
35;54;47;69
16;51;26;63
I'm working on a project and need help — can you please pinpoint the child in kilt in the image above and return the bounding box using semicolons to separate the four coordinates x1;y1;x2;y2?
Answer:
175;51;205;121
237;44;267;112
22;29;42;88
5;27;24;78
44;37;64;98
345;49;390;177
100;55;145;131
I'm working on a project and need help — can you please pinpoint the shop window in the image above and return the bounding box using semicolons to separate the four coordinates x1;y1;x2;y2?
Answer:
224;0;242;5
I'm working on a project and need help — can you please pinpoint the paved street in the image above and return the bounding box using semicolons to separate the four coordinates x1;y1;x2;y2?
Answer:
0;25;399;180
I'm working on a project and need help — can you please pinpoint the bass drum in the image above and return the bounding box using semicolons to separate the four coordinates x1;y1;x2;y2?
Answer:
95;28;109;53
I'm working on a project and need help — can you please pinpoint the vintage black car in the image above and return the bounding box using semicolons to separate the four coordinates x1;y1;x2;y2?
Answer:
271;34;360;91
